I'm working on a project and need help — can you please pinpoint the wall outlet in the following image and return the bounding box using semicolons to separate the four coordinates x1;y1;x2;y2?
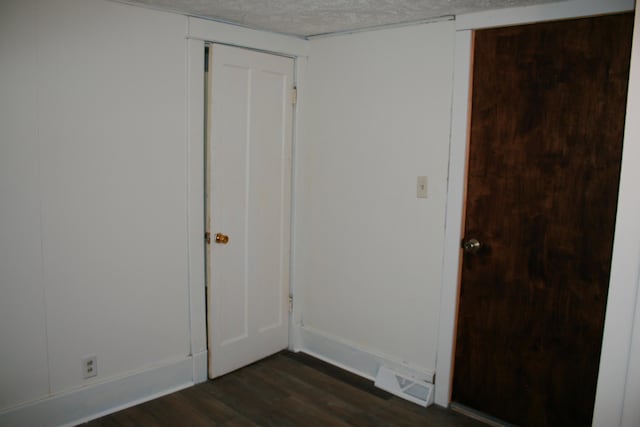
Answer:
82;355;97;379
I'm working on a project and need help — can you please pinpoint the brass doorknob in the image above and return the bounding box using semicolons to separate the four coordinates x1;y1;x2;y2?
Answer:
215;233;229;244
462;237;481;254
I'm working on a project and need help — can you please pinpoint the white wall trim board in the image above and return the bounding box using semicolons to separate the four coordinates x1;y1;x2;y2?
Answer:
187;37;208;366
297;325;435;384
306;15;454;39
0;356;194;427
192;350;209;384
435;28;473;408
438;3;640;425
288;55;307;354
594;5;640;426
621;274;640;427
455;0;635;31
188;17;309;57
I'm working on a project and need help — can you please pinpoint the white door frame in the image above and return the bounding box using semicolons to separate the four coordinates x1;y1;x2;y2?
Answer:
205;43;295;378
185;26;308;383
435;2;639;427
186;37;208;383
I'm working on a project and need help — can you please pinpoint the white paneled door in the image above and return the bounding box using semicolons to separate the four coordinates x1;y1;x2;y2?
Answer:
206;44;294;378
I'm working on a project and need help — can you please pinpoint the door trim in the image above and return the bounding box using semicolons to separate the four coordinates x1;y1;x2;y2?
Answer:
187;17;309;57
186;38;208;383
204;43;297;378
435;6;640;427
186;25;305;381
435;28;472;407
455;0;634;31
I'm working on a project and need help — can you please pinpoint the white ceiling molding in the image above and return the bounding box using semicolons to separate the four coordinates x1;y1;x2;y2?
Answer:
114;0;568;37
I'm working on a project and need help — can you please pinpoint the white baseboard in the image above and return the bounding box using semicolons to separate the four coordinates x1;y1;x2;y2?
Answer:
0;356;195;427
193;350;208;383
295;325;435;384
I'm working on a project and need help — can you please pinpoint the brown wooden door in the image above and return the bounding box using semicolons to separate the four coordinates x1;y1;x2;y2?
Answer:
452;13;634;427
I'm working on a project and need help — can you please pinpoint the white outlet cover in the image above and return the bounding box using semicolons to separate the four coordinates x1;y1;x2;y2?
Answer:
82;355;97;379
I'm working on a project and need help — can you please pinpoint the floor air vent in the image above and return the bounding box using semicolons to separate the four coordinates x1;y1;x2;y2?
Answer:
374;366;434;407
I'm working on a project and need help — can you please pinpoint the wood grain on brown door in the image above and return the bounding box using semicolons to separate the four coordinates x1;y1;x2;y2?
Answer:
452;13;634;427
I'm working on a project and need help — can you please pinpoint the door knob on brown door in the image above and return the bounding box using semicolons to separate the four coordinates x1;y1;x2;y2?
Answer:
462;237;481;254
215;233;229;244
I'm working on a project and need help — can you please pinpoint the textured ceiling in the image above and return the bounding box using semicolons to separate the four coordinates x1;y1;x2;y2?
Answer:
120;0;565;37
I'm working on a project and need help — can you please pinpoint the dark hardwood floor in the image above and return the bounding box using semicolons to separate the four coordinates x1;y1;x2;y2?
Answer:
83;352;485;426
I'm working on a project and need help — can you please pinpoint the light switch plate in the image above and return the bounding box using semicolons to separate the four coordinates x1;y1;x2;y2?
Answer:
417;176;428;198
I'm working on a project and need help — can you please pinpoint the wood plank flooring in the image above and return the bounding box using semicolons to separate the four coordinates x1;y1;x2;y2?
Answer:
83;352;485;426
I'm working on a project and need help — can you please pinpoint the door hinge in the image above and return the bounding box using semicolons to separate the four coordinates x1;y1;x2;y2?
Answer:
288;296;293;313
291;87;297;105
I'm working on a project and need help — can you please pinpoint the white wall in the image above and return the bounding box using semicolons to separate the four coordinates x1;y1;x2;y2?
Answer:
0;0;49;408
38;0;191;394
294;21;455;379
0;0;191;417
0;1;310;424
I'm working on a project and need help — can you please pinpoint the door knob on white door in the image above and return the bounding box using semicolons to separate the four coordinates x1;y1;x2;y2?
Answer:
215;233;229;244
